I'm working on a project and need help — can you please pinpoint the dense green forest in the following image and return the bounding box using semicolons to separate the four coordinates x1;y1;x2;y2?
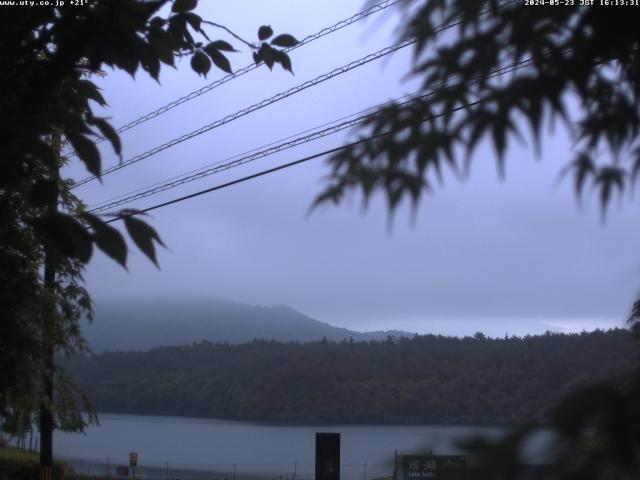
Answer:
61;329;639;425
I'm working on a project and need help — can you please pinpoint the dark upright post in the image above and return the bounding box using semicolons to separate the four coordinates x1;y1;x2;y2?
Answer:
315;433;340;480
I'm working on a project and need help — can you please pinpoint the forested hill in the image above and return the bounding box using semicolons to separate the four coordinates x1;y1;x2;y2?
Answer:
62;329;639;426
83;298;412;352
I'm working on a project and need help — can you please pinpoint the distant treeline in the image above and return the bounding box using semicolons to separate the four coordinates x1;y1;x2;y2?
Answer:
61;329;639;425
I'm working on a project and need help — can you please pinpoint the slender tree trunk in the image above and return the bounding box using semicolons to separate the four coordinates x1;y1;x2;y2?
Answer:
39;344;54;479
40;131;60;480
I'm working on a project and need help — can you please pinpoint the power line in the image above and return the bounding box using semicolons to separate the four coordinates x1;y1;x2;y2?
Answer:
72;37;419;189
73;12;473;190
101;48;537;223
72;0;522;187
86;97;417;211
103;143;353;224
103;100;483;225
88;99;410;213
65;0;403;156
89;58;535;213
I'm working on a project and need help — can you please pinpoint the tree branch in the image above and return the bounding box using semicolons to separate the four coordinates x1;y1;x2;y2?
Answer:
201;21;256;50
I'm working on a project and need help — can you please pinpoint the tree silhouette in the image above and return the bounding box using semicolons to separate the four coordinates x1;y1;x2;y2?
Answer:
0;0;296;436
317;1;640;217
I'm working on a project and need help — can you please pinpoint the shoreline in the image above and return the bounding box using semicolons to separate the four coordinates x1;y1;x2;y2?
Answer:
87;411;515;429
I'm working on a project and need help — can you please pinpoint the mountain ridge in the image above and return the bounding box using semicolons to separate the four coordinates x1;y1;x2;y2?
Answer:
83;298;414;352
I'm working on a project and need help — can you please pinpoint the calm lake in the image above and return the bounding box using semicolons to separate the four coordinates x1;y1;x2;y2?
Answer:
53;413;548;479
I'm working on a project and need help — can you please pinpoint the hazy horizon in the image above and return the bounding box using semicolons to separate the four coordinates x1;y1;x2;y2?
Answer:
87;295;627;339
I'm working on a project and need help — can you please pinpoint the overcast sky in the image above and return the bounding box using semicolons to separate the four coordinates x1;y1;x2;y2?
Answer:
66;0;640;338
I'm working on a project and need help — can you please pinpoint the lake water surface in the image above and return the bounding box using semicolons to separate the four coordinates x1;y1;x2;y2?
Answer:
53;413;544;479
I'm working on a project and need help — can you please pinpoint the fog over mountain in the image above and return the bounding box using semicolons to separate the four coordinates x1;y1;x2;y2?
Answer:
84;298;414;352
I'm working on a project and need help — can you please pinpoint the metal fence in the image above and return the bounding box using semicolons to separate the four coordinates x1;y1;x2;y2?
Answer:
60;457;394;480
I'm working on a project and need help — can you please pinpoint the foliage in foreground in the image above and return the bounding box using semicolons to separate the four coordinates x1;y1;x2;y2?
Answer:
0;0;297;434
0;448;69;480
317;1;640;215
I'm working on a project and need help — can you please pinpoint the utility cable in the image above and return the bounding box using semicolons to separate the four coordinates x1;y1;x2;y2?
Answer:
72;0;521;186
104;99;496;225
103;137;382;224
73;13;472;189
102;52;535;222
88;98;412;213
72;37;419;189
90;57;535;213
65;0;404;156
85;98;415;211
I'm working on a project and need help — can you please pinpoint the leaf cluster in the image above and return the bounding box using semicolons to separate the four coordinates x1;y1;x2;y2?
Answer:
252;26;299;73
0;0;297;434
461;375;640;480
316;1;640;215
